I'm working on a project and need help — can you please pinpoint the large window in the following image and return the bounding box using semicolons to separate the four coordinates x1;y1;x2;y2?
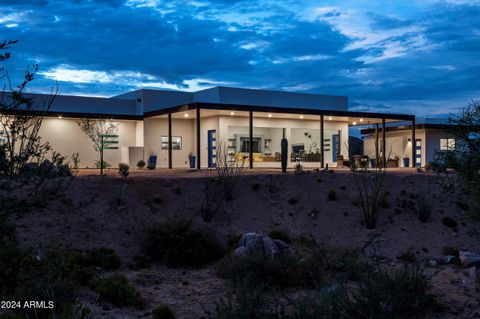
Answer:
161;136;182;150
440;138;455;151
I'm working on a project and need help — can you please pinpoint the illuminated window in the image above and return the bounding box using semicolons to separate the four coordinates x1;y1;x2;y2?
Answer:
161;136;182;150
440;138;455;151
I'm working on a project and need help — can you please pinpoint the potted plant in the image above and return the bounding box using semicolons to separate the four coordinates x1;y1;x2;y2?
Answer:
188;152;196;169
137;160;146;169
147;151;157;169
370;157;377;168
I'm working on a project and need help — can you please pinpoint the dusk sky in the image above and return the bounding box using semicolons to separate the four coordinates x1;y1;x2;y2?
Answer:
1;0;479;117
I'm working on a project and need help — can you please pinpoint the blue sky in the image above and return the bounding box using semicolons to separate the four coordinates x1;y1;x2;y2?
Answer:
1;0;479;116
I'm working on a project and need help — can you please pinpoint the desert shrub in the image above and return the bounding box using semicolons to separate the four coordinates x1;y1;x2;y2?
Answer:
118;163;129;177
89;247;121;271
417;191;432;222
327;189;337;201
112;183;128;206
173;186;182;195
267;175;280;193
95;160;111;169
217;251;323;289
350;265;435;318
215;142;245;201
396;248;416;263
352;151;387;229
268;230;291;244
201;176;222;222
251;180;261;191
317;247;372;281
152;304;176;319
142;217;225;267
137;160;146;169
209;279;277;319
71;152;80;169
316;177;322;183
94;274;142;307
442;216;457;228
288;196;298;204
0;246;89;319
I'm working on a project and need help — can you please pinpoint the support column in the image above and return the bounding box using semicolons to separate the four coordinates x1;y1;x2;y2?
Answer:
249;111;253;169
320;115;324;168
168;113;172;169
375;124;379;164
382;117;386;168
411;118;416;168
196;107;201;169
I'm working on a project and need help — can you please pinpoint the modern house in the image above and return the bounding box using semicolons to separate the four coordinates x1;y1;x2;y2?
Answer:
9;87;417;169
361;118;453;167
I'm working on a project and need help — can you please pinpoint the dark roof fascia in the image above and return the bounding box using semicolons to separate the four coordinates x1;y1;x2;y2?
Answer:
144;102;414;121
360;124;449;135
0;109;143;120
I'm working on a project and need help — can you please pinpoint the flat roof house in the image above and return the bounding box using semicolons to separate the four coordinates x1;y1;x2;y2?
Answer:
8;87;417;169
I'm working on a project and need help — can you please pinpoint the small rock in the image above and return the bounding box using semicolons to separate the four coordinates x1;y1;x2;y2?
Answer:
428;260;438;267
459;251;480;267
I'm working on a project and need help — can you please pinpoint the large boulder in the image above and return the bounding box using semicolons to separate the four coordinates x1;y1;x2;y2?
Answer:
233;232;292;258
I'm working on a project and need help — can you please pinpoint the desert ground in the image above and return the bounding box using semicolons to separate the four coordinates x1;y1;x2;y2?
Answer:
10;168;480;318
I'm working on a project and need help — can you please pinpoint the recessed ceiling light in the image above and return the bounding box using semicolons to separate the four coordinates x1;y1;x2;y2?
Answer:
353;121;357;125
184;113;189;118
268;113;272;118
300;115;304;119
230;112;235;116
328;117;332;120
58;115;62;119
360;118;364;122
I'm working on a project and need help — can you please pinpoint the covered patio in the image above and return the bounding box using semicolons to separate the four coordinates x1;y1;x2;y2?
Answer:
144;102;415;169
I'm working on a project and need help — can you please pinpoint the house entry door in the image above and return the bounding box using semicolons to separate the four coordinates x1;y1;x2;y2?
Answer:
208;130;217;168
332;134;340;162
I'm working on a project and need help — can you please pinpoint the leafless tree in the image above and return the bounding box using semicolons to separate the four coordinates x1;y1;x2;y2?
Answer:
77;119;118;175
0;40;57;176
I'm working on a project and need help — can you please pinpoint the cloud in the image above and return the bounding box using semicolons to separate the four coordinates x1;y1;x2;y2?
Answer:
0;0;478;117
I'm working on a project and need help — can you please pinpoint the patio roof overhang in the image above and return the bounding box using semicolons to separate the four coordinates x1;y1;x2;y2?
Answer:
360;123;448;135
144;102;415;123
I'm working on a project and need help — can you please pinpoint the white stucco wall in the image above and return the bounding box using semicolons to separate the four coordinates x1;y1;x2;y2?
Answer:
363;129;426;167
143;118;195;168
39;118;137;168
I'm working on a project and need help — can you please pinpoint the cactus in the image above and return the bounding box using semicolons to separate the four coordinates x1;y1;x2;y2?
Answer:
281;138;288;173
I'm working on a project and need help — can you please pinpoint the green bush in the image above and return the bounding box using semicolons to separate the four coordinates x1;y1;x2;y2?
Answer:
327;189;337;201
289;265;435;319
89;247;121;271
118;163;130;177
94;274;142;307
137;160;146;169
152;304;176;319
251;180;261;191
209;279;276;319
268;230;291;244
217;251;323;289
95;160;110;169
350;266;435;318
142;218;225;267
